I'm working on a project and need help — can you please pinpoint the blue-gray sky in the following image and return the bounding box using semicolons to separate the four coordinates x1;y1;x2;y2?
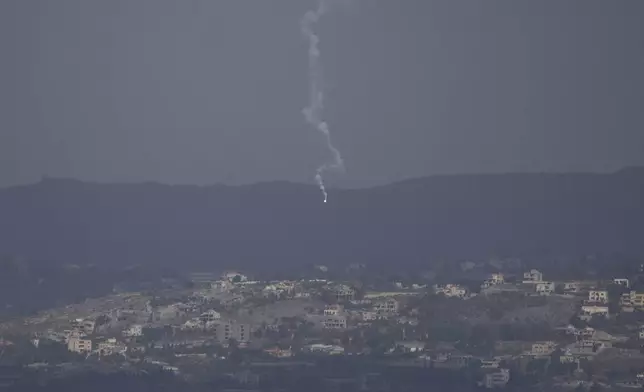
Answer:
1;0;643;188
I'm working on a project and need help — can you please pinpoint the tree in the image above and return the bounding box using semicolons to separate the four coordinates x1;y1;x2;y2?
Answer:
231;275;242;284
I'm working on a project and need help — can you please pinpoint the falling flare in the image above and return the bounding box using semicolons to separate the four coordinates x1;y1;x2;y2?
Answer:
302;0;345;203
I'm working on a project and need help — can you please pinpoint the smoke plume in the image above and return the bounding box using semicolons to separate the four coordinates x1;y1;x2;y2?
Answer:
301;0;345;203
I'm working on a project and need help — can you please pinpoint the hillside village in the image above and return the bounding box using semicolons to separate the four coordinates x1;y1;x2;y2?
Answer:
4;263;644;391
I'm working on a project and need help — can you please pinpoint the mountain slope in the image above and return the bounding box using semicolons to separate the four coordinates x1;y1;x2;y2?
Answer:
1;169;643;271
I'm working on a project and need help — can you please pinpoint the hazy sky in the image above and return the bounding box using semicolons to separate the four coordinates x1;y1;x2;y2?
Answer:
1;0;643;188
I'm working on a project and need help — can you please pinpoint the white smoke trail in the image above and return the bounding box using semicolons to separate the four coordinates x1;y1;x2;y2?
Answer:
301;0;345;203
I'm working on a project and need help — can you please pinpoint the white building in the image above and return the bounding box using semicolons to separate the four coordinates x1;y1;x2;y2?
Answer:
263;281;295;297
483;369;510;389
373;298;399;316
563;282;581;293
306;344;344;355
213;321;251;344
530;341;557;356
67;337;92;354
394;340;425;353
360;311;378;321
123;324;143;338
199;310;221;323
332;285;356;302
623;291;644;309
182;319;202;330
323;316;347;329
580;305;609;320
324;304;344;316
70;318;96;336
434;284;468;298
481;273;505;289
588;290;609;304
523;269;544;283
536;282;555;296
613;278;630;288
96;338;127;356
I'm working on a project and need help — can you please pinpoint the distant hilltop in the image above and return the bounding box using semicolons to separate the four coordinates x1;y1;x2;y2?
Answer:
0;167;643;270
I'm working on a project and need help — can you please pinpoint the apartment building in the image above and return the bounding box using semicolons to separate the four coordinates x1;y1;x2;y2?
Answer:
96;338;127;356
122;324;143;338
333;285;356;302
199;310;221;323
481;273;505;289
530;341;557;356
373;298;399;316
67;337;92;354
214;321;251;344
536;282;555;296
323;315;347;329
70;318;96;336
588;290;609;304
523;269;544;283
324;304;344;316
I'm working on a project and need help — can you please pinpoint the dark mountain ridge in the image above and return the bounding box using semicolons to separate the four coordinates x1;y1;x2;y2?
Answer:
1;168;643;272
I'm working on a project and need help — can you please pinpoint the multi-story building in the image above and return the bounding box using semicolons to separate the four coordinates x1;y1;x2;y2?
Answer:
324;304;344;316
360;311;378;321
523;269;544;283
563;282;580;293
373;298;399;316
214;321;251;344
96;338;127;356
536;282;555;296
199;310;221;323
122;324;143;338
530;341;557;356
588;290;609;304
620;291;644;311
67;337;92;354
323;316;347;329
333;285;356;302
629;291;644;308
70;318;96;336
481;273;505;289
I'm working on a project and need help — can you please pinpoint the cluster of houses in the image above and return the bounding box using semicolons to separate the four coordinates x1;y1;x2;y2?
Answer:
318;296;404;330
17;266;644;389
28;270;424;360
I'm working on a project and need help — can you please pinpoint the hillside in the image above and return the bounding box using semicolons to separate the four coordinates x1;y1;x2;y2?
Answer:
1;168;643;272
